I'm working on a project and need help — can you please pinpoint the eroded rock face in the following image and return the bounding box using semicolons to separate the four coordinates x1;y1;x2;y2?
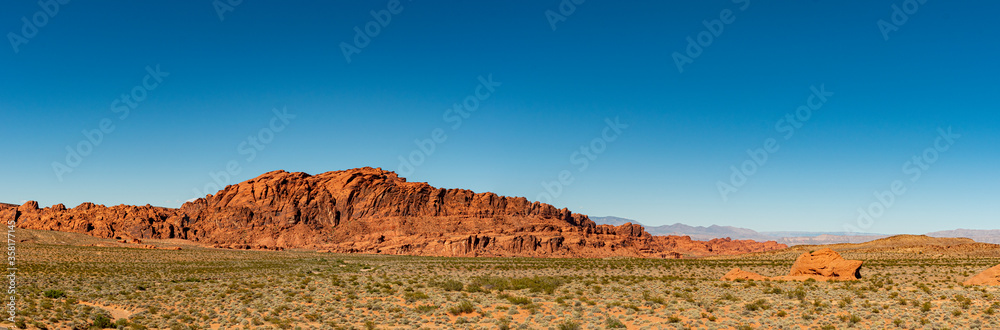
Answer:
964;264;1000;286
721;248;863;282
7;167;787;258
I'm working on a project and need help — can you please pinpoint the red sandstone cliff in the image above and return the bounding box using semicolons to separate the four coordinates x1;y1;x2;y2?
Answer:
5;167;786;257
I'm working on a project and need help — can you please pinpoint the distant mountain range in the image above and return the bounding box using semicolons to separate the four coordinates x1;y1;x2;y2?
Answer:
591;216;1000;245
927;229;1000;244
593;216;766;240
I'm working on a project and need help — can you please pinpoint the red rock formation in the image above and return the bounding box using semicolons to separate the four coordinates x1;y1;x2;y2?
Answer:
10;200;186;242
720;248;863;282
784;248;863;280
7;167;787;258
964;264;1000;286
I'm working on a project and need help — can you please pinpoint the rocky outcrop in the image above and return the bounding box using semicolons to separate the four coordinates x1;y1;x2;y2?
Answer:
721;248;863;281
784;248;863;280
964;264;1000;286
7;167;787;258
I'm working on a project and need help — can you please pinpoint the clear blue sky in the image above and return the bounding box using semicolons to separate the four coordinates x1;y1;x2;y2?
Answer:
2;1;997;234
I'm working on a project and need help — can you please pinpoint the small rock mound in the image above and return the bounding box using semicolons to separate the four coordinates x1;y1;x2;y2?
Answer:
721;268;769;281
964;264;1000;286
721;248;863;282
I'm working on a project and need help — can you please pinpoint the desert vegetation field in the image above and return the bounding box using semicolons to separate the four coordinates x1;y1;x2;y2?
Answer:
11;236;1000;329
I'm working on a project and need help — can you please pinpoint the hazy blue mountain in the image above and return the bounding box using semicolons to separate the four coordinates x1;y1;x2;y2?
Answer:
589;216;634;227
927;229;1000;244
591;216;769;241
592;217;1000;245
760;231;885;237
591;216;891;245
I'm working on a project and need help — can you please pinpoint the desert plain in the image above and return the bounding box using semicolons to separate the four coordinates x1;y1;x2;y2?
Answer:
9;228;1000;330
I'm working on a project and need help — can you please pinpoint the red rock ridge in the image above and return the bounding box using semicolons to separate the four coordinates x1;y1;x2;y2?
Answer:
6;167;787;258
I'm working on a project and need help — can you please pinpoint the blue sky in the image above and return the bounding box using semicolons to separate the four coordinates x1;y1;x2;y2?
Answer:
2;1;997;234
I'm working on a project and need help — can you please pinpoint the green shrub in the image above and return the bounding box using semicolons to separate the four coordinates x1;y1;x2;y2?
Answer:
557;320;581;330
403;291;429;302
642;291;665;304
604;316;626;328
464;283;485;293
91;314;114;329
414;305;438;313
433;279;464;292
498;316;512;330
744;299;771;311
787;287;807;301
505;296;532;306
448;300;475;315
466;276;566;294
43;290;66;299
